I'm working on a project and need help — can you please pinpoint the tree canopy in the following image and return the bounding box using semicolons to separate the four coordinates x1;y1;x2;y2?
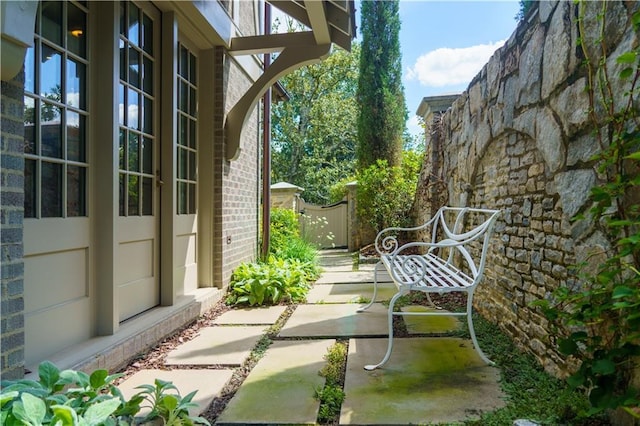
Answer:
271;43;360;204
356;0;407;170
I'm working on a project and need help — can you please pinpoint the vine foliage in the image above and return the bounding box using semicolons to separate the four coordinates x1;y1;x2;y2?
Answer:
533;1;640;419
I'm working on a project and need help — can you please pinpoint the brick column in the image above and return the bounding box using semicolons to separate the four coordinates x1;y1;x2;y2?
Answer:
1;70;26;379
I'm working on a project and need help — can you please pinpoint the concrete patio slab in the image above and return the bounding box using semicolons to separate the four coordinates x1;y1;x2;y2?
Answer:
341;337;505;425
117;369;233;416
165;326;265;365
306;282;396;304
216;339;335;425
314;270;392;284
278;303;388;338
402;305;462;334
212;306;286;325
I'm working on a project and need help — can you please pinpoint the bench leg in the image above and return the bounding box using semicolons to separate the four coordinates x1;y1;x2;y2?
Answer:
357;260;382;313
364;291;403;371
466;291;494;366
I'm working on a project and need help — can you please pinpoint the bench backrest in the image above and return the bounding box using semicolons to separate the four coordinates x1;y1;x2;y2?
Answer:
375;206;501;286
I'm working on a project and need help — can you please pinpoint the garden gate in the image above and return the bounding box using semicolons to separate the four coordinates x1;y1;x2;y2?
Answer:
299;199;348;248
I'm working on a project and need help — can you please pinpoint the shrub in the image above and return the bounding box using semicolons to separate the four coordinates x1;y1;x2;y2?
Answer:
269;207;300;255
226;258;314;306
356;153;419;231
0;361;210;425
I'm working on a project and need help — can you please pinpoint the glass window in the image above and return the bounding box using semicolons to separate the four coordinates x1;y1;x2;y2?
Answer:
24;1;88;219
177;42;198;215
119;1;156;217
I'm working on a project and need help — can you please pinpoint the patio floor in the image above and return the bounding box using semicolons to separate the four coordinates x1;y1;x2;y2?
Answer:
117;250;505;424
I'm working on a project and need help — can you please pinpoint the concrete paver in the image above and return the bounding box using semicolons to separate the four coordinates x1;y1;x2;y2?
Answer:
340;337;505;425
314;270;392;284
212;305;286;325
306;282;396;304
402;305;462;334
165;326;266;365
117;369;233;416
216;339;335;425
278;303;389;338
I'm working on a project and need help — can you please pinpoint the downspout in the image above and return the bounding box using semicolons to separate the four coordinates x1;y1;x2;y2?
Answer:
260;2;272;261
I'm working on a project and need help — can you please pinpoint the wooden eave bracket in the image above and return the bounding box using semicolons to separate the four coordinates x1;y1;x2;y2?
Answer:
224;43;331;161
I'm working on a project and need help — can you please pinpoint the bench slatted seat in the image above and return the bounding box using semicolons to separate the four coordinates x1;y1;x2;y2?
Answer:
358;206;501;371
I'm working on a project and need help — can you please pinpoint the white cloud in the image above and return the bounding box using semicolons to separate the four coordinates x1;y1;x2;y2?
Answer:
406;40;506;88
407;114;423;138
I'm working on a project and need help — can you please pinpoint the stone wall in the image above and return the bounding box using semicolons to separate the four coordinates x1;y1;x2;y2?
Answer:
414;0;639;376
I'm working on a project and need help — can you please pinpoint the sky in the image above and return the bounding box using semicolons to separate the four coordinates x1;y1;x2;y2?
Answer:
393;1;522;137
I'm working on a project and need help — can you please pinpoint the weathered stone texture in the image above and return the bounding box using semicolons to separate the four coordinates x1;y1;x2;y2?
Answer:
414;1;640;377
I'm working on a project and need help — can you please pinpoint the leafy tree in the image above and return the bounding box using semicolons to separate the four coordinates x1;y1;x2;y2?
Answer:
356;0;407;170
271;34;360;205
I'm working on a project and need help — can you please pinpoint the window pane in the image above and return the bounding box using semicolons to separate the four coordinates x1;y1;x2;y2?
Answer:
119;129;126;169
41;161;62;217
119;39;127;81
128;46;140;88
128;133;139;172
189;119;196;149
178;114;186;146
189;86;196;116
119;1;126;36
128;4;139;45
66;59;86;109
25;46;35;93
41;1;62;46
142;177;152;215
189;151;196;181
142;14;153;54
179;45;188;78
67;165;86;216
67;3;86;57
143;95;152;134
179;81;188;112
25;159;37;218
119;173;125;216
24;96;36;154
128;174;139;215
67;111;85;162
143;56;153;94
127;88;139;129
118;84;125;125
41;45;62;100
142;137;153;174
189;52;196;84
178;148;187;180
188;183;196;214
178;182;187;214
40;101;62;158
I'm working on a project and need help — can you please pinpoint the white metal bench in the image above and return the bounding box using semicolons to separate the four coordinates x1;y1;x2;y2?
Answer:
358;206;501;370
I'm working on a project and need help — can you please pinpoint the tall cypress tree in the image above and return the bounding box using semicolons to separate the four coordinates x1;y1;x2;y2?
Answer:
357;0;407;169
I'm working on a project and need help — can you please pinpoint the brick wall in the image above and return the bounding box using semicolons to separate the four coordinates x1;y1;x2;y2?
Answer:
1;71;26;380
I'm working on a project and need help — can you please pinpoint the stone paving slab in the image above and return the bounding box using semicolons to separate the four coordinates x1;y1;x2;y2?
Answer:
117;369;233;416
165;326;265;365
314;270;392;284
306;282;396;304
340;337;505;425
216;339;335;425
213;306;286;325
402;305;462;334
278;303;388;338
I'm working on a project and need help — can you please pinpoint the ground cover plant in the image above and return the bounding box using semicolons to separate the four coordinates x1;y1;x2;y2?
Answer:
226;208;321;306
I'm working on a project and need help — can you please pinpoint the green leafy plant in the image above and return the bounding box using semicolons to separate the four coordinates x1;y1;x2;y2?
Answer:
532;2;640;419
315;342;347;424
0;361;210;425
356;150;420;232
225;258;313;306
135;378;210;425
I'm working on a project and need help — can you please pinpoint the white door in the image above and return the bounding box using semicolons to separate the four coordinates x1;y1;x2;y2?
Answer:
116;1;160;321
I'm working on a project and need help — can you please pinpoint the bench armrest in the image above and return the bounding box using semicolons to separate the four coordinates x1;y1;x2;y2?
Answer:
374;215;439;256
